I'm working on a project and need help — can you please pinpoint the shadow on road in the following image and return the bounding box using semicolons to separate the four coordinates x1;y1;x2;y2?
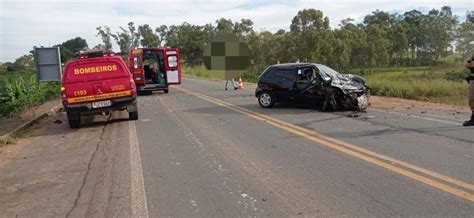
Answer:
28;111;132;137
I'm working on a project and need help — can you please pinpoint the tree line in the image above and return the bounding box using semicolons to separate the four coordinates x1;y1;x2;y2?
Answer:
93;6;472;74
2;6;472;75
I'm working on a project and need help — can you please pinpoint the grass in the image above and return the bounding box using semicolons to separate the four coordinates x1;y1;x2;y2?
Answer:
0;71;60;117
0;136;16;146
182;65;470;106
359;66;469;106
182;66;225;80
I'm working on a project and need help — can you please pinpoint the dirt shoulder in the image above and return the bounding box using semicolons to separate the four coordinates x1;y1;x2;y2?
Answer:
370;95;470;112
0;111;133;217
0;98;61;136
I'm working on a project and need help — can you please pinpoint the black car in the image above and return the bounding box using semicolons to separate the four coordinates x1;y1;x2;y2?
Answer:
255;63;370;111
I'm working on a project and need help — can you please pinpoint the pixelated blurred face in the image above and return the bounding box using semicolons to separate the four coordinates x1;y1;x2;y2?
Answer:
203;33;250;79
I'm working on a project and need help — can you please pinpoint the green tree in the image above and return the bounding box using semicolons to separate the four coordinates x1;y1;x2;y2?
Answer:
138;24;160;47
215;18;234;33
13;54;35;70
62;37;88;54
456;11;474;59
233;18;255;38
366;24;390;66
333;19;362;69
363;10;395;29
289;9;332;63
112;27;132;55
290;9;330;33
404;10;424;62
128;22;140;48
165;22;212;66
57;37;88;62
155;25;168;46
389;22;409;64
96;26;113;50
409;7;457;62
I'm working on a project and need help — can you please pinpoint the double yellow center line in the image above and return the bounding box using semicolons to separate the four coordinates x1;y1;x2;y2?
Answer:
173;86;474;202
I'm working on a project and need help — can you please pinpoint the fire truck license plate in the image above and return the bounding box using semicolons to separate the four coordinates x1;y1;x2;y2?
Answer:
92;100;111;108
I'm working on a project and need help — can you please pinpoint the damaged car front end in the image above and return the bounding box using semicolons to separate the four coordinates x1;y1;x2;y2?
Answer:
317;64;370;111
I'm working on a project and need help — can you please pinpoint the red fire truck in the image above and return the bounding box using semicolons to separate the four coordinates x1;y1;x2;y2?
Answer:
128;47;181;93
62;50;138;128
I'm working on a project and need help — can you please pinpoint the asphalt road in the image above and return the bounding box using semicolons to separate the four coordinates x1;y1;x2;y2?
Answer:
1;77;473;217
134;78;473;216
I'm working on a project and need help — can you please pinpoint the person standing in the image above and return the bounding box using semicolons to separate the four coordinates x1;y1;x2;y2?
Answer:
225;78;238;91
463;55;474;126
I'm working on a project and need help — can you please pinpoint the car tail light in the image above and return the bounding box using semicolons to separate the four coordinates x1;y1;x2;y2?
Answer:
61;86;66;99
133;76;144;85
61;86;68;106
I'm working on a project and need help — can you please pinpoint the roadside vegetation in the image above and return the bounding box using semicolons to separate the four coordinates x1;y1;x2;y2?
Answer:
357;66;469;106
0;64;59;118
182;66;224;80
0;37;88;118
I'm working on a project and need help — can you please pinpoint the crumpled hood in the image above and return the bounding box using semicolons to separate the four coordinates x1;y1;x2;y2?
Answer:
329;73;366;93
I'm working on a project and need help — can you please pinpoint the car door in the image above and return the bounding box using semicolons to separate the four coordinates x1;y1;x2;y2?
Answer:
272;68;297;101
293;67;325;103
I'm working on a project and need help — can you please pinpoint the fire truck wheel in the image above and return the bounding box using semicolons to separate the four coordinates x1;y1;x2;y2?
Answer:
67;112;81;129
164;88;169;94
129;111;139;120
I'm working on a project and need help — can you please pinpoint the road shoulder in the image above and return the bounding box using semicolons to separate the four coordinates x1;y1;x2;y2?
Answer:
0;111;133;217
0;98;61;144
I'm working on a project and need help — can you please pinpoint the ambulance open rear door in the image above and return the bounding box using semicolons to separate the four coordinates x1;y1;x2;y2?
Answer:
164;49;181;85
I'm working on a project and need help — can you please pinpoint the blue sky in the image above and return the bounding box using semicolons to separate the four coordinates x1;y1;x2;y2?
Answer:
0;0;472;62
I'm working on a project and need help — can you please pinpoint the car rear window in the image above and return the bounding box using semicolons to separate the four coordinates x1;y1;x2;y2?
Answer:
274;69;296;81
64;57;129;83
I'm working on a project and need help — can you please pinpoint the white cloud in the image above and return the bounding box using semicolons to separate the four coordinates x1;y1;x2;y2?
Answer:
0;0;471;62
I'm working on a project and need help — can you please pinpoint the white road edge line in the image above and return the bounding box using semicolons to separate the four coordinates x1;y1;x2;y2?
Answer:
370;108;461;125
129;121;149;218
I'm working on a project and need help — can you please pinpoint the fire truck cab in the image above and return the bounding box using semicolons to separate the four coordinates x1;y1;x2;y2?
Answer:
128;47;181;93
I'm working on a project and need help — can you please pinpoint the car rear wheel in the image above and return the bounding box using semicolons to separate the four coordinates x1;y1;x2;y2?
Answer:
67;112;80;129
258;91;275;108
164;88;169;94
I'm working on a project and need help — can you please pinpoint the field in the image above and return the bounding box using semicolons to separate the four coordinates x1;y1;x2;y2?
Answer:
355;65;468;106
183;65;470;106
0;71;60;117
